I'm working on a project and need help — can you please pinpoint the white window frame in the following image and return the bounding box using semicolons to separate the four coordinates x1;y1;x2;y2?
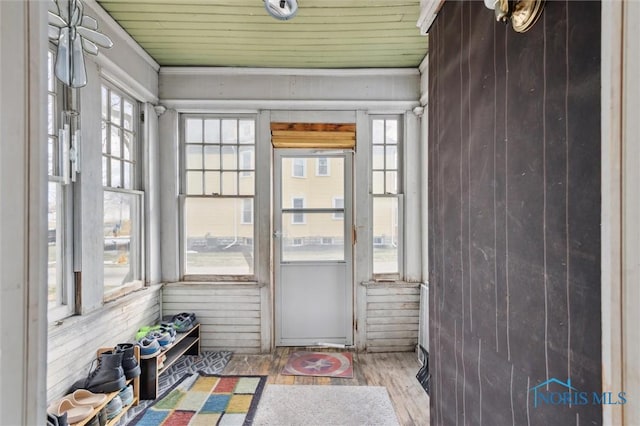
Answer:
292;237;304;246
333;197;344;220
47;47;75;322
371;116;404;280
316;157;330;176
101;82;144;299
292;158;306;178
241;198;253;224
291;197;305;224
180;114;257;280
321;237;333;245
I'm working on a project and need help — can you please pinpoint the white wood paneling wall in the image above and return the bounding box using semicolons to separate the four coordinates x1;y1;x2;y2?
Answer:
163;284;263;354
47;287;161;401
365;284;420;352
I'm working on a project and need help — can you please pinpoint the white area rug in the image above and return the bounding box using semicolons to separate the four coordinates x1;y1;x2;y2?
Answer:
253;385;400;426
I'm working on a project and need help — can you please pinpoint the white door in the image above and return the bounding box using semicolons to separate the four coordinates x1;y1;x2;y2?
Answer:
274;150;353;346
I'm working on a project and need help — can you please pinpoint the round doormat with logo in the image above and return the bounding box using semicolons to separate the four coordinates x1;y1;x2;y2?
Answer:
281;351;354;378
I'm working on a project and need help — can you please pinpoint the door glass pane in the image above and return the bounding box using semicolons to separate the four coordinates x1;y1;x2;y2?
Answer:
373;197;399;274
184;198;254;275
281;213;344;262
281;157;344;208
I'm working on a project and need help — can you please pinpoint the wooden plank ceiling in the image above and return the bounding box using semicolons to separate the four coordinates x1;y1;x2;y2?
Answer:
96;0;427;68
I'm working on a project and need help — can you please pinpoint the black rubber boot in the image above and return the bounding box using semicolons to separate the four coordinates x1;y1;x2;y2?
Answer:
116;343;141;379
83;350;126;393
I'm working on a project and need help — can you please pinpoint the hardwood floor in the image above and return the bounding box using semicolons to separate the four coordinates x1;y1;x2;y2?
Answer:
222;347;430;425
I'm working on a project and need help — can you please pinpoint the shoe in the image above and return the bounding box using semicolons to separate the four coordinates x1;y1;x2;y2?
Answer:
46;412;67;426
146;330;172;348
138;336;161;359
72;351;126;394
118;384;134;406
115;343;141;379
171;312;197;332
47;399;93;424
105;395;123;420
72;389;108;408
86;415;100;426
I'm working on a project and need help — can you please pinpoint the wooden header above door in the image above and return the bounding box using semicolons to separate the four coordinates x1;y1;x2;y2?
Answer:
270;122;356;149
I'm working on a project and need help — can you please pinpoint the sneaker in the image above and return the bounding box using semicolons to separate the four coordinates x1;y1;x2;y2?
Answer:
118;385;134;407
146;330;172;348
105;395;123;420
171;312;197;333
137;337;161;359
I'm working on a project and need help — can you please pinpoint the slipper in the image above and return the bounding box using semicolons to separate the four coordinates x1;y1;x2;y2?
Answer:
48;399;93;424
71;389;107;408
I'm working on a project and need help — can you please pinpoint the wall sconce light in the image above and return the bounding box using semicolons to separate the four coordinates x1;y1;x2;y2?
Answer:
484;0;545;33
264;0;298;21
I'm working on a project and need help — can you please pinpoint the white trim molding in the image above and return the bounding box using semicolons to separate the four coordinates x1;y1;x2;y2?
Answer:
161;99;419;113
160;67;419;78
417;0;445;35
83;0;160;72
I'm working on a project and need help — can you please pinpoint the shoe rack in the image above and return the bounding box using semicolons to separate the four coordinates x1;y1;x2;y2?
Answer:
71;346;140;426
139;323;200;400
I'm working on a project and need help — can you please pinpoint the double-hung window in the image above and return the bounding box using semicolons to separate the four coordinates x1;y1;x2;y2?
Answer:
182;116;256;278
47;49;74;320
101;84;143;298
371;117;402;278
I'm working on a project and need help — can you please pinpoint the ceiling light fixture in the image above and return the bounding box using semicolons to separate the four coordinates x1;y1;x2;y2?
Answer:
264;0;298;21
484;0;545;33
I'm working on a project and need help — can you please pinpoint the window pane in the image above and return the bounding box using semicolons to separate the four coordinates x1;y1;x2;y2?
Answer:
123;131;133;161
372;171;385;194
48;94;56;135
386;119;398;144
123;162;133;189
204;145;220;170
111;159;121;188
104;191;140;295
186;171;203;194
372;120;385;144
221;171;238;195
238;172;254;196
48;52;54;92
110;92;121;126
204;171;220;195
102;157;108;186
123;100;134;131
239;146;254;170
204;119;220;143
373;197;399;274
239;120;255;144
185;118;203;143
385;171;398;194
186;145;203;169
281;212;344;262
102;125;108;155
184;198;254;275
110;126;121;158
221;146;237;170
48;137;55;177
101;86;108;120
372;145;385;169
221;119;238;143
48;182;62;308
386;145;397;170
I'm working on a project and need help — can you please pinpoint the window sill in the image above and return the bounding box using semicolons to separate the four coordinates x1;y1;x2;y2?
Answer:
164;281;264;288
103;280;145;303
48;284;162;333
360;280;422;288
